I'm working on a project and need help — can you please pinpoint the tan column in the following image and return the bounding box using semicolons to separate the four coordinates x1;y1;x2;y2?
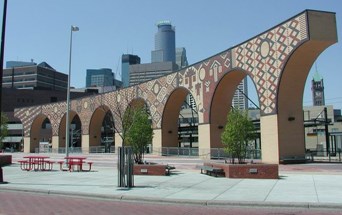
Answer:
115;133;122;147
81;134;90;154
260;115;279;164
23;137;31;153
198;124;211;159
152;128;162;155
51;136;59;149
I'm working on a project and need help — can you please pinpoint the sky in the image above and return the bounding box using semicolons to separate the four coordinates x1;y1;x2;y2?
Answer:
2;0;342;109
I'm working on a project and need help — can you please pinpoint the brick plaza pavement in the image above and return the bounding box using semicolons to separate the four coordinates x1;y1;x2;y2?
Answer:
1;190;342;215
1;153;342;211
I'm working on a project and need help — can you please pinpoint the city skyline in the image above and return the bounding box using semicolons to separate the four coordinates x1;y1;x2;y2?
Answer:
2;0;342;109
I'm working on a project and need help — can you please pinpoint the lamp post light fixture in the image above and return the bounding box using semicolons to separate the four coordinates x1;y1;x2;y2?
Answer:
0;0;8;184
65;25;79;159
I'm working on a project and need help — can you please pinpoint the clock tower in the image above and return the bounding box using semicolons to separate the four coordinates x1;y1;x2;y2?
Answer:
311;68;325;106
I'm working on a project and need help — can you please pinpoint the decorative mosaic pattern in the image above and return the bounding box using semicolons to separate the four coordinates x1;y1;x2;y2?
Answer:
15;11;313;137
75;96;96;135
232;13;308;115
42;102;66;136
178;51;232;122
137;73;178;127
14;106;41;136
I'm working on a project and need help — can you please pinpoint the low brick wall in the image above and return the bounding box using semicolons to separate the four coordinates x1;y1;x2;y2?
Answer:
204;162;278;179
133;164;167;176
0;155;12;166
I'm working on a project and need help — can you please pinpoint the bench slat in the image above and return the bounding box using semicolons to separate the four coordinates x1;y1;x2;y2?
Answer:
199;165;223;177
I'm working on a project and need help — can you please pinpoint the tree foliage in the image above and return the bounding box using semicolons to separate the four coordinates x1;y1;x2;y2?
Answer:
110;90;153;164
0;112;9;150
111;90;135;148
125;106;153;164
221;109;256;164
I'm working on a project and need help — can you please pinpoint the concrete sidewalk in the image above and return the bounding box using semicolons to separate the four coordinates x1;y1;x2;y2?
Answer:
1;153;342;209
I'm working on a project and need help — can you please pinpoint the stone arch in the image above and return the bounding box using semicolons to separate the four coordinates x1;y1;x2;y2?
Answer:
126;97;149;111
162;87;196;147
125;97;151;119
117;97;152;147
178;94;199;148
11;10;337;163
275;31;337;160
30;114;52;153
210;70;255;148
88;105;114;148
58;111;82;148
125;97;151;126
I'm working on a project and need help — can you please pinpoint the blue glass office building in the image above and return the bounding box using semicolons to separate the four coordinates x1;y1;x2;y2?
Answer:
86;68;114;87
121;54;141;87
151;21;176;63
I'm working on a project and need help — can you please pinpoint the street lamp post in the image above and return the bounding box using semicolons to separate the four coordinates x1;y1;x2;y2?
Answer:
65;25;79;159
0;0;8;184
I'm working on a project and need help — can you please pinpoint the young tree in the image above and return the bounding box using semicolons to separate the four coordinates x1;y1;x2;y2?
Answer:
0;112;9;150
125;106;153;164
221;109;256;164
111;89;135;148
111;89;153;164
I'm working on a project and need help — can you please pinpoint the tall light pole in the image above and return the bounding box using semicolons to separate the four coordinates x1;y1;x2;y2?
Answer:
0;0;7;136
65;25;79;158
0;0;8;184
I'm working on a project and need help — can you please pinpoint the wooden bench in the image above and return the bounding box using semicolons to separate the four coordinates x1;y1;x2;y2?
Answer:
280;156;307;164
199;165;224;177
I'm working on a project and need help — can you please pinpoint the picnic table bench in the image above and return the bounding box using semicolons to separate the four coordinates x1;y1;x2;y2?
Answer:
58;157;93;172
18;156;54;171
198;165;224;177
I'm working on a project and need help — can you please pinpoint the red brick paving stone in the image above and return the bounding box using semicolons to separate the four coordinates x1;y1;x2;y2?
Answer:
279;164;342;173
1;191;342;215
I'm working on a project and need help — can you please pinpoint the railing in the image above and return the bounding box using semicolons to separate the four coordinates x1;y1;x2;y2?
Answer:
210;148;261;160
35;146;116;154
89;146;116;153
160;147;199;157
306;150;342;162
33;146;341;163
154;147;262;159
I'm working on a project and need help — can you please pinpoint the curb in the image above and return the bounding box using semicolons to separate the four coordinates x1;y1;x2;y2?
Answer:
2;186;342;210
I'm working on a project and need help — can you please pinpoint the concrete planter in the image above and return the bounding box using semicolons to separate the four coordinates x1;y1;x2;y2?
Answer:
204;162;278;179
0;155;12;166
133;164;168;176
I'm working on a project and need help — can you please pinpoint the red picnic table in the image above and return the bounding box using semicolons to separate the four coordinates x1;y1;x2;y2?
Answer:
58;156;93;172
18;155;54;171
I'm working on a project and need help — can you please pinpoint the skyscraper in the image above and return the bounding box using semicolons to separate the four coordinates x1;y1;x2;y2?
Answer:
128;21;179;86
121;54;141;87
151;21;176;63
129;61;178;86
86;68;114;88
232;78;248;110
176;47;189;69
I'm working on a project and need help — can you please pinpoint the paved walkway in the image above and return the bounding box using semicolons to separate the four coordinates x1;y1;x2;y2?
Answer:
1;153;342;209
